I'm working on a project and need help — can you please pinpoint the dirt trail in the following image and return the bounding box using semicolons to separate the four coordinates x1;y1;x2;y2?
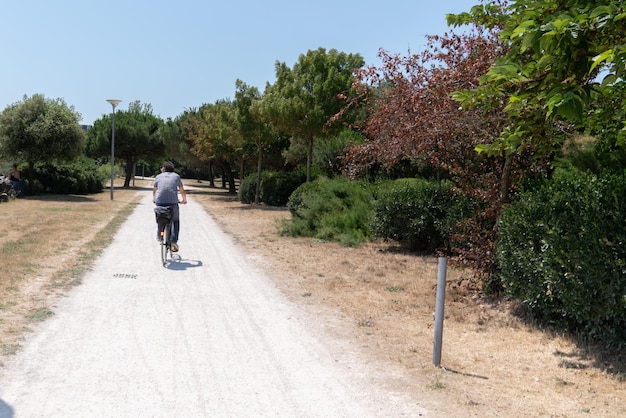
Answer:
0;192;427;417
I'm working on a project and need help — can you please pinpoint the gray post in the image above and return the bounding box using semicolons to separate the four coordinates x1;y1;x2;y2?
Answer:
433;256;447;366
110;109;115;200
106;99;121;200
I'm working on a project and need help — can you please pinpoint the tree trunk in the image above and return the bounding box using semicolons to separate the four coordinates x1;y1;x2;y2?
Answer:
214;160;236;194
501;152;513;205
208;161;215;187
254;148;263;204
123;156;136;188
306;135;313;182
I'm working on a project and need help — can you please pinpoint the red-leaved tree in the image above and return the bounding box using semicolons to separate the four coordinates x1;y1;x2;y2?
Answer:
342;25;551;285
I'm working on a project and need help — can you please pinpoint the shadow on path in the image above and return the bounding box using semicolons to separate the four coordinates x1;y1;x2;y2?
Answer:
0;399;14;418
166;256;203;271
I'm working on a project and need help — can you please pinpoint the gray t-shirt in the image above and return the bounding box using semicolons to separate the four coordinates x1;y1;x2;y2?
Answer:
154;172;183;205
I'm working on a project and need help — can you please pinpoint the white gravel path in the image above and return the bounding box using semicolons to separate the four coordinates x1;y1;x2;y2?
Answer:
0;191;427;417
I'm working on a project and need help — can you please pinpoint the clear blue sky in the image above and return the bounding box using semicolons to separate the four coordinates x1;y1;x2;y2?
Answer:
1;0;479;126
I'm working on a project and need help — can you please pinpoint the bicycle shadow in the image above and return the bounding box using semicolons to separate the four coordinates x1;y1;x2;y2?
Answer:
165;255;203;271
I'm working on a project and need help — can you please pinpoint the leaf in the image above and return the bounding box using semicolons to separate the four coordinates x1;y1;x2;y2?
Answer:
511;20;536;39
590;49;613;74
590;6;614;19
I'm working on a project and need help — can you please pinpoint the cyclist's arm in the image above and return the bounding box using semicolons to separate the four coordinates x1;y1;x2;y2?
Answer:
179;185;187;204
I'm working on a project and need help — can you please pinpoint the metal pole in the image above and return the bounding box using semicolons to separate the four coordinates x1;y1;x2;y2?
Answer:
110;110;115;200
106;100;121;200
433;256;447;366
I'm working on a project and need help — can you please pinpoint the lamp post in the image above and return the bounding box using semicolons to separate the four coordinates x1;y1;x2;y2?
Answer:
106;99;121;200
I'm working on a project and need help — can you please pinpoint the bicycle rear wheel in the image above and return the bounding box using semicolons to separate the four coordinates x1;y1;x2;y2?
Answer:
160;223;170;266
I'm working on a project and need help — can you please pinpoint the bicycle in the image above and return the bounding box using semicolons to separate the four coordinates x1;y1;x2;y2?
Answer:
154;206;173;266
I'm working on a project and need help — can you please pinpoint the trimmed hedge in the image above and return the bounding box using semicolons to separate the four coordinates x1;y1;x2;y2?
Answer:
496;169;626;346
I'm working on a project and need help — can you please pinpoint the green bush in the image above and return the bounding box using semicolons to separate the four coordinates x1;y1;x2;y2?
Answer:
238;172;259;204
260;170;306;206
284;176;374;246
372;179;470;252
496;169;626;346
33;157;105;194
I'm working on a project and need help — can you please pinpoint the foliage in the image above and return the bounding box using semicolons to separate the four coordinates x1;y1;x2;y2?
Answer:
260;170;306;206
32;156;105;194
343;27;507;182
584;80;626;173
372;179;472;253
342;24;539;279
239;170;307;206
87;101;164;187
312;129;363;178
263;48;365;182
235;79;280;203
184;100;241;193
449;0;626;156
284;176;373;247
496;168;626;346
0;93;85;194
160;111;207;177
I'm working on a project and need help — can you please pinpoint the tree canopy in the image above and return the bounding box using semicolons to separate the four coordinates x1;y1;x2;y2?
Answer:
448;0;626;156
0;93;85;193
87;101;164;187
262;48;365;181
185;100;241;193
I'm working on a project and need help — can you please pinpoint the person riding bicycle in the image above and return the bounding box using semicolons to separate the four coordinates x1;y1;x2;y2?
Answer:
153;161;187;252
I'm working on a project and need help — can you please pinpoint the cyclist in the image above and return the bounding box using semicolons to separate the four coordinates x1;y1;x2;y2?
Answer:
153;161;187;252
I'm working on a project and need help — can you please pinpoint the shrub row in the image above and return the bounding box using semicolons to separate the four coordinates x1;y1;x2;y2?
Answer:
283;176;466;250
496;169;626;347
32;157;105;194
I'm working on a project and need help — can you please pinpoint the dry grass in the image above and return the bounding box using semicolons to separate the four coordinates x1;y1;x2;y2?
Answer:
189;182;625;418
1;179;624;417
0;183;144;357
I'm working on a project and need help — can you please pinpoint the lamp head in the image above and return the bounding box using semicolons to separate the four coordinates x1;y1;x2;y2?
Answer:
106;99;122;109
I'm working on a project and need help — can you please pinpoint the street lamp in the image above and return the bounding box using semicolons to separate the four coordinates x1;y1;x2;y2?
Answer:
106;99;121;200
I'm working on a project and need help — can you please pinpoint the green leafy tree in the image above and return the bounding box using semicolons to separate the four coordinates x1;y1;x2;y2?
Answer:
160;111;207;179
235;79;279;204
449;0;626;157
0;93;85;194
263;48;364;182
186;100;240;193
87;101;164;187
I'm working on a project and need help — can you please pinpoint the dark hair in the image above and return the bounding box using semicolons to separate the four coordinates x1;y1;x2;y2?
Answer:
162;161;175;172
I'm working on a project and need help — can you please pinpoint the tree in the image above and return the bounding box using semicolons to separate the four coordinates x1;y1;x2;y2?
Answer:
235;79;279;204
87;101;164;187
160;111;208;180
448;0;626;156
0;93;85;194
341;24;552;280
263;48;364;182
185;100;240;194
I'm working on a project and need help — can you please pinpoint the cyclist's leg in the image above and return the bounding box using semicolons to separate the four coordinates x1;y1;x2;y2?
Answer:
170;204;180;243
